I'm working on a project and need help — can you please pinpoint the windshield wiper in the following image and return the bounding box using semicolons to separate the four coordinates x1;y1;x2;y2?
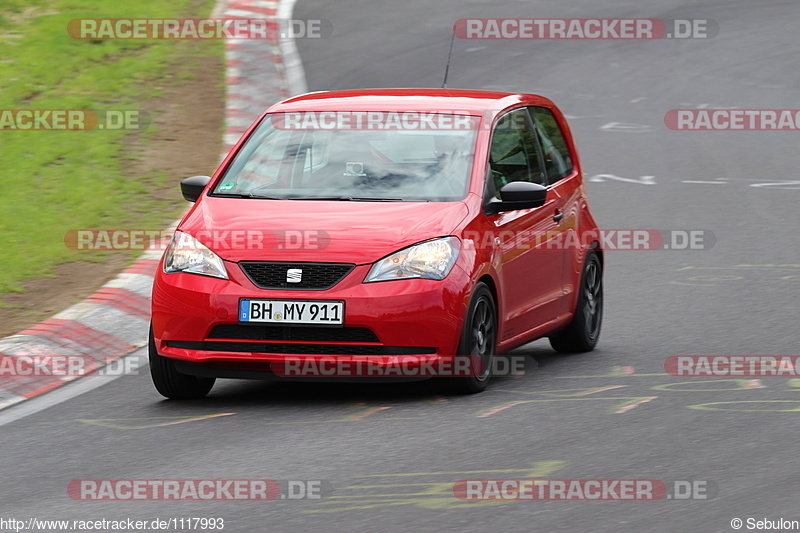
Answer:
283;196;349;201
285;195;405;202
211;192;284;199
346;197;405;202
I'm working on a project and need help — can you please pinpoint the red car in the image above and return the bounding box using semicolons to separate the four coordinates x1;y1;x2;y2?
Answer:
149;88;603;399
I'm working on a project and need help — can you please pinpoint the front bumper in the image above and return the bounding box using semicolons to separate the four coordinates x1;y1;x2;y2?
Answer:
151;260;471;377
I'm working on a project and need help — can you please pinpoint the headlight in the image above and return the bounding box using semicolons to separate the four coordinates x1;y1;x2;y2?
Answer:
364;237;460;283
163;231;229;279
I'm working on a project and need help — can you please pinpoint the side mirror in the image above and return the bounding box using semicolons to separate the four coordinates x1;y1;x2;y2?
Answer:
180;175;212;202
486;181;548;214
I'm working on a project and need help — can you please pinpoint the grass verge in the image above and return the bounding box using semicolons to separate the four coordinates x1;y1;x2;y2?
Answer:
0;0;223;295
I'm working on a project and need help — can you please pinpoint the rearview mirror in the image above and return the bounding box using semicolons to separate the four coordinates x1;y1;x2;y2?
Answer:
180;175;212;202
486;181;547;214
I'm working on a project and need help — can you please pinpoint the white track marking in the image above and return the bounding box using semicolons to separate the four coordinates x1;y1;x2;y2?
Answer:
0;348;148;428
589;174;656;185
599;122;653;133
278;0;309;96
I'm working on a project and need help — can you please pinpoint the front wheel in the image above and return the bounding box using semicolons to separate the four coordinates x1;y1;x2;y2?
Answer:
149;326;215;399
549;253;603;353
446;282;497;394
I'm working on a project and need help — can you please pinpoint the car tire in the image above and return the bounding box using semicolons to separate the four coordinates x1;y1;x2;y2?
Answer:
549;253;603;353
149;326;215;399
445;282;497;394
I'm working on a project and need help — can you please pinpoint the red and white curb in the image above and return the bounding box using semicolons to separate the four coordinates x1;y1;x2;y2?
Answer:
0;0;305;410
222;0;305;153
0;251;162;410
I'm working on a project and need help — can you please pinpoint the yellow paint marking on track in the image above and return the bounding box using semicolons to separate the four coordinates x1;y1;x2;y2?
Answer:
678;265;800;271
614;396;658;414
478;401;531;418
672;265;800;285
651;379;761;391
688;401;800;412
308;497;510;512
76;413;234;429
304;461;567;513
341;406;391;421
425;396;449;404
476;396;657;417
554;373;667;378
494;385;628;397
579;385;627;395
554;367;667;378
356;461;567;478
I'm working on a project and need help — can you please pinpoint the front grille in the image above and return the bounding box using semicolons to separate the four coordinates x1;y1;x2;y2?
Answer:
209;324;379;343
240;262;354;290
167;341;435;356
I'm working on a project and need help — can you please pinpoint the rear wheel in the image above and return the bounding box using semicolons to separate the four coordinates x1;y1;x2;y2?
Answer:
549;253;603;353
149;326;215;399
446;282;497;394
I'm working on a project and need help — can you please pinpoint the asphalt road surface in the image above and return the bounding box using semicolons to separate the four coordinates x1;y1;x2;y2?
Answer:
2;0;800;532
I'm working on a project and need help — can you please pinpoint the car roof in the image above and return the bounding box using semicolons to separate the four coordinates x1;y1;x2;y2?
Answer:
267;88;555;116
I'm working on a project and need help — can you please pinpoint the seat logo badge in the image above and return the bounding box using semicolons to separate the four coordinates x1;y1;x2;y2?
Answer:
286;269;303;283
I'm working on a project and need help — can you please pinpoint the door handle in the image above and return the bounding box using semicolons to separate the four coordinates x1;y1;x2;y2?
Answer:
553;211;564;222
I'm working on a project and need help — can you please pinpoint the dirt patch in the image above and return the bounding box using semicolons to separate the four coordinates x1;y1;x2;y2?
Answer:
0;47;225;338
0;257;133;336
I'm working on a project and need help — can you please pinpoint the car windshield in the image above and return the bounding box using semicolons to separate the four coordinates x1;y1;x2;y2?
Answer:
212;111;480;201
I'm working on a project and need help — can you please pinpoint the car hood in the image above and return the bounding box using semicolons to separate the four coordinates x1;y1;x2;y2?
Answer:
179;198;470;264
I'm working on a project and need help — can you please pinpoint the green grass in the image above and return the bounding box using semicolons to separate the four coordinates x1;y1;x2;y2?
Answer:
0;0;222;294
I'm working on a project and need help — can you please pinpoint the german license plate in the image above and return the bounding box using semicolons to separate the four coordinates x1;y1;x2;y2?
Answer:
239;299;344;325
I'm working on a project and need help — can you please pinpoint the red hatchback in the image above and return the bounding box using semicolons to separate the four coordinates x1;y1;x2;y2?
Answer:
150;88;603;398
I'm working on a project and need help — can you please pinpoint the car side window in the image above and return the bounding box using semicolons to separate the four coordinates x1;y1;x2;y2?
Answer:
529;107;573;184
488;109;545;199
